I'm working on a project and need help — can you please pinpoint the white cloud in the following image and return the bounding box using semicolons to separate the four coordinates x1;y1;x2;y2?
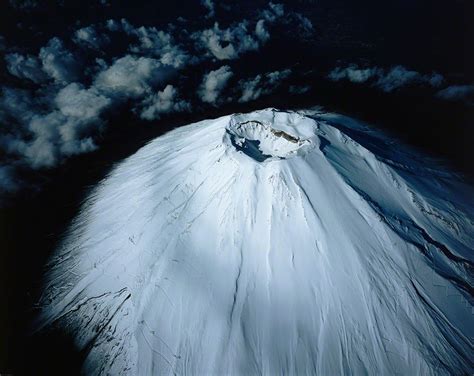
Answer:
55;83;111;119
94;55;173;98
239;75;263;102
23;112;68;168
105;19;120;32
0;83;111;169
255;20;270;42
140;85;191;120
0;87;37;124
260;2;285;22
194;23;236;60
0;1;314;192
39;38;80;83
74;25;109;49
238;69;291;102
259;2;313;39
328;64;445;92
20;83;111;168
376;66;443;92
193;3;286;61
0;164;19;194
8;0;38;10
293;13;314;36
5;53;48;83
201;0;215;18
105;19;190;68
0;49;180;172
328;65;380;84
194;20;267;60
129;26;189;68
289;85;311;95
437;85;474;105
198;65;233;104
19;111;104;168
266;69;291;84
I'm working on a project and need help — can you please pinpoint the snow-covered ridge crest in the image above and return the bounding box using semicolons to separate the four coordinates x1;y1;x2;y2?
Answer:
37;108;474;375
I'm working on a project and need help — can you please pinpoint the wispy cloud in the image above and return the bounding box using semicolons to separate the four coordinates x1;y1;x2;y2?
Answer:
0;1;313;196
238;69;291;102
197;65;233;104
201;0;215;18
140;85;191;120
328;64;444;92
437;85;474;106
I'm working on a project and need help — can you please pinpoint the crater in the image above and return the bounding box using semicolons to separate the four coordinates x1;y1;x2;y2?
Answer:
226;119;309;162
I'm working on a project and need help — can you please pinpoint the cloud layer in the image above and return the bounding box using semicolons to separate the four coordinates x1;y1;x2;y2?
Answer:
328;65;444;92
1;2;311;196
238;69;291;102
437;85;474;105
198;65;233;104
1;0;471;199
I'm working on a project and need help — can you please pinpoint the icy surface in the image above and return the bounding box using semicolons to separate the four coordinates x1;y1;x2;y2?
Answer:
38;108;474;375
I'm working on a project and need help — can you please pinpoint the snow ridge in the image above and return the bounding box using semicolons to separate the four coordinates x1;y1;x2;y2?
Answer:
37;108;474;375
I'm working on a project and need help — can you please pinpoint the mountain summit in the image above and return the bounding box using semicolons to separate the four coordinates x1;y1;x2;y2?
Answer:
38;109;473;375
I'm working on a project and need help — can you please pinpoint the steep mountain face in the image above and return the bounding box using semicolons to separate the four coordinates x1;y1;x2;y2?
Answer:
37;109;473;375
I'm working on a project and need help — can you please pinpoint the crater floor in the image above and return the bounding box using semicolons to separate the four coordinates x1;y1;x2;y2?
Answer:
226;117;311;161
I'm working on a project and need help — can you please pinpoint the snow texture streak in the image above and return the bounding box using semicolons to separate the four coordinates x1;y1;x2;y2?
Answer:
37;108;474;375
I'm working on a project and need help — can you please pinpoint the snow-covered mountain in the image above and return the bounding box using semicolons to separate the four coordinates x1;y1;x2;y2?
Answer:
37;108;474;375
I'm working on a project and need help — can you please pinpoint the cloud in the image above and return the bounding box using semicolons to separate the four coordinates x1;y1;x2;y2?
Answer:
5;53;48;83
39;38;81;83
193;5;285;62
193;22;254;60
0;83;110;169
55;83;111;119
238;75;263;102
260;2;285;22
238;69;291;102
129;27;189;68
105;19;121;32
105;19;190;68
0;164;19;194
255;20;270;42
376;66;444;92
6;38;85;85
290;13;314;38
94;55;173;98
198;65;233;104
0;87;38;124
201;0;215;18
192;2;287;61
0;38;181;175
289;85;311;95
140;85;191;120
0;2;315;198
328;65;380;84
74;25;109;49
196;25;236;60
259;3;313;38
437;85;474;105
23;112;76;168
8;0;38;10
328;64;445;92
266;69;291;84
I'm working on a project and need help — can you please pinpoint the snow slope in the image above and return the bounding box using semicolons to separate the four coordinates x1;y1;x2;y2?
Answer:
37;108;474;375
